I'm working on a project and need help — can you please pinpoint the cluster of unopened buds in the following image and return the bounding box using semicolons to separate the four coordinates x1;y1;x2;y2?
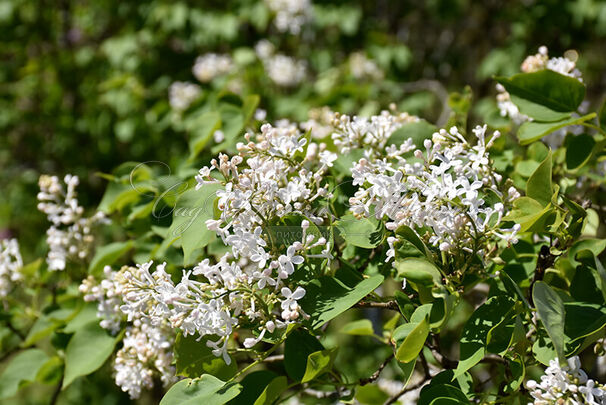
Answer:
525;357;606;404
37;174;108;271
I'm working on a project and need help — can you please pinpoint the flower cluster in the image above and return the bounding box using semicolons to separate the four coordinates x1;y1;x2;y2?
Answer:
106;121;334;365
80;264;176;398
330;109;419;154
349;52;383;80
0;238;22;298
255;41;306;87
192;53;234;83
526;357;606;404
37;175;108;271
496;46;582;126
349;124;520;259
169;81;201;111
264;0;312;35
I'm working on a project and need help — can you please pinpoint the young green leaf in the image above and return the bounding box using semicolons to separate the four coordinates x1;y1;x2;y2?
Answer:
160;375;242;405
339;319;374;336
496;70;585;112
0;349;49;399
174;333;237;380
284;329;324;381
300;275;384;329
63;321;118;388
516;113;596;145
395;258;442;287
395;317;429;363
88;240;133;276
526;151;552;207
566;133;595;171
532;281;566;363
453;295;515;378
168;183;223;265
335;213;383;249
254;376;287;405
301;349;337;383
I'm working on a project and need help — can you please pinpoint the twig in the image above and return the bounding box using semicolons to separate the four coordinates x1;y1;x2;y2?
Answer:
359;354;394;385
383;378;428;405
49;379;62;405
354;301;399;311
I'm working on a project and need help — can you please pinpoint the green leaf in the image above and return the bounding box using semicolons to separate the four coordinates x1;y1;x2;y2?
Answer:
335;213;383;249
253;376;287;405
454;295;515;378
160;375;242;405
0;349;49;399
396;225;432;259
168;183;223;265
187;111;222;160
517;113;596;145
284;329;324;381
355;384;389;404
332;148;364;175
300;275;384;329
174;333;237;380
395;258;442;287
566;134;595;171
504;356;525;393
339;319;374;336
302;349;337;383
63;304;99;334
63;321;118;388
88;241;133;276
395;317;430;363
22;308;75;347
509;94;570;121
532;281;566;363
496;70;585;112
386;120;437;148
230;371;277;405
526;151;552;207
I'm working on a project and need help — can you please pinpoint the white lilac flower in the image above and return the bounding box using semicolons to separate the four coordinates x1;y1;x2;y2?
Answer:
114;318;176;399
264;54;306;87
114;119;333;364
38;175;108;271
0;239;23;298
331;110;419;154
192;53;234;83
80;265;176;399
264;0;312;35
349;52;383;80
169;81;201;110
349;124;519;261
525;356;606;404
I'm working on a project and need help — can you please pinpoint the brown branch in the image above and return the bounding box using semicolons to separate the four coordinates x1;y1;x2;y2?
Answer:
359;354;394;386
354;301;399;311
383;377;429;405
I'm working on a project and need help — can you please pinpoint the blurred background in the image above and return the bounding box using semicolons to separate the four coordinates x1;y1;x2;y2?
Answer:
1;0;606;403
